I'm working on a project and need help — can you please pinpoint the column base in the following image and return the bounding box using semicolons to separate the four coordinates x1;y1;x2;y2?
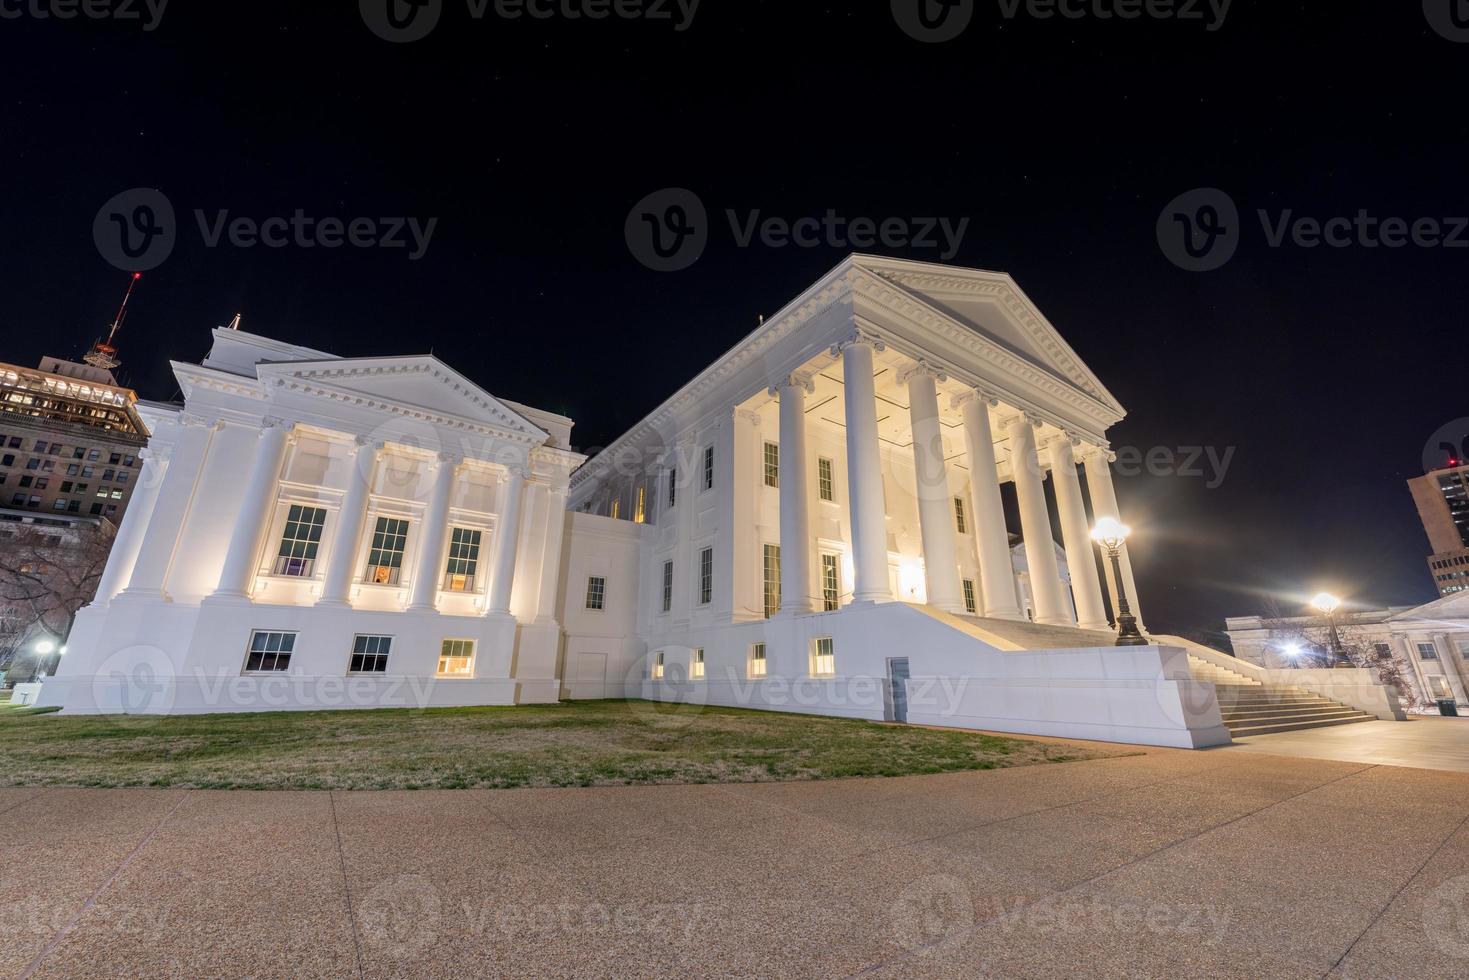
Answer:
852;592;894;604
202;592;255;607
1035;615;1077;628
406;604;440;614
983;608;1026;622
115;588;169;604
314;598;353;609
1078;619;1112;632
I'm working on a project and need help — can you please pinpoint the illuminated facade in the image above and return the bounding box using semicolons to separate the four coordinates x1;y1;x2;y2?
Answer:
0;357;149;523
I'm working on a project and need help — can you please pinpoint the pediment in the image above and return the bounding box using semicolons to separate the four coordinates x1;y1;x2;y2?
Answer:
853;257;1123;414
1390;591;1469;625
260;356;549;443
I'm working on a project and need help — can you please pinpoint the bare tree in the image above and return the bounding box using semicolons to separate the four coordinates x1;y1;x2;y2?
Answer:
0;522;113;682
1259;602;1426;712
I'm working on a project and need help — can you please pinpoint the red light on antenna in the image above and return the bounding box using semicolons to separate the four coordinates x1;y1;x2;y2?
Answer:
132;272;142;279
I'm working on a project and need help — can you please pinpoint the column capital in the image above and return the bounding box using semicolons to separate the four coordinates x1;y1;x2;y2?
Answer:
436;451;463;467
767;371;815;397
1000;411;1043;431
1041;430;1082;452
951;388;1000;411
830;326;886;357
260;416;294;432
896;359;947;388
501;464;531;482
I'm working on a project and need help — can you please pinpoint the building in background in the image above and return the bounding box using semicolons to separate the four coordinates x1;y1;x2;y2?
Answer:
1409;461;1469;597
0;355;149;523
1225;600;1469;711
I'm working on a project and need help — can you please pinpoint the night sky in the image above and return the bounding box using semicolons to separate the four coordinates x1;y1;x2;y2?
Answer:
3;1;1464;638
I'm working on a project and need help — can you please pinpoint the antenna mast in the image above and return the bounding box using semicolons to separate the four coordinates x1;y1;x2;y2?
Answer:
85;272;141;372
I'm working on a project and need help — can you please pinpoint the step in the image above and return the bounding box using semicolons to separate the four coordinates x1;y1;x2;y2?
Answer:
1229;714;1375;737
1216;696;1338;708
1222;704;1352;720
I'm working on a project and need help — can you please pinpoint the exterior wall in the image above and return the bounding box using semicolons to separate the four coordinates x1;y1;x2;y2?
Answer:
558;512;645;699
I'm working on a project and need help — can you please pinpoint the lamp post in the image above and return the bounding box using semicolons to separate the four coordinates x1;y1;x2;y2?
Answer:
1311;592;1354;668
29;637;57;683
1091;518;1149;647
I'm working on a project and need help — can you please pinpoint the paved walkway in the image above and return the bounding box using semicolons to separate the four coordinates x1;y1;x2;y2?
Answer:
1219;715;1469;772
4;746;1468;978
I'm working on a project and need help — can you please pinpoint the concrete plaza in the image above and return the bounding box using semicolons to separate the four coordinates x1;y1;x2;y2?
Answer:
5;738;1468;978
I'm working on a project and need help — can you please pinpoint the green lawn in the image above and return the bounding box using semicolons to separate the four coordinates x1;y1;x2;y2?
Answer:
0;700;1125;790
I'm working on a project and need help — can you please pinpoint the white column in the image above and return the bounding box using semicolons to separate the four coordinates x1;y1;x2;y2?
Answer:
956;392;1022;621
95;447;170;603
487;466;527;616
118;418;216;602
1046;435;1109;631
210;420;294;600
407;453;460;612
773;373;815;615
1007;415;1072;626
317;438;377;608
835;331;893;603
534;485;570;624
1432;634;1469;704
901;361;965;614
1082;449;1146;632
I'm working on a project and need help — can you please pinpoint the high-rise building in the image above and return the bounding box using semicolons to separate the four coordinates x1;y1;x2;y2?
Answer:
1409;462;1469;596
0;355;150;525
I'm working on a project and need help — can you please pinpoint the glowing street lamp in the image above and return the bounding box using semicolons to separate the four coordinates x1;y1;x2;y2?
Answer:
1310;592;1353;669
1091;517;1148;647
32;639;56;656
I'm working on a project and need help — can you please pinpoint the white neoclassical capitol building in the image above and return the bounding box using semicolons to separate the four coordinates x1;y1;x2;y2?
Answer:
40;256;1406;747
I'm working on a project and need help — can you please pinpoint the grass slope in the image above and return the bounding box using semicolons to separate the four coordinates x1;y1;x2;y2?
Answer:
0;699;1126;790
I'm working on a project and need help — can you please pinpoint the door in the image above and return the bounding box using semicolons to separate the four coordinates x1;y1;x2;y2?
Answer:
570;652;608;700
887;657;911;724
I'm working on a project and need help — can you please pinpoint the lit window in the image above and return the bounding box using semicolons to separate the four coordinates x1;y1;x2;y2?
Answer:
692;648;705;679
634;485;647;524
822;553;840;612
699;547;713;605
811;637;836;677
661;560;673;613
365;516;410;585
763;544;781;619
652;650;665;680
763;442;779;488
437;639;475;676
1417;642;1440;661
749;643;767;678
444;527;482;592
954;497;968;534
963;579;977;614
818;457;834;502
609;496;621;520
702;446;714;491
275;505;326;577
349;635;392;673
586;576;606;610
245;630;296;673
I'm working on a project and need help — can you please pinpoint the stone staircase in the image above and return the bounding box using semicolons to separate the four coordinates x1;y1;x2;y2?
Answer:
1184;653;1375;737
